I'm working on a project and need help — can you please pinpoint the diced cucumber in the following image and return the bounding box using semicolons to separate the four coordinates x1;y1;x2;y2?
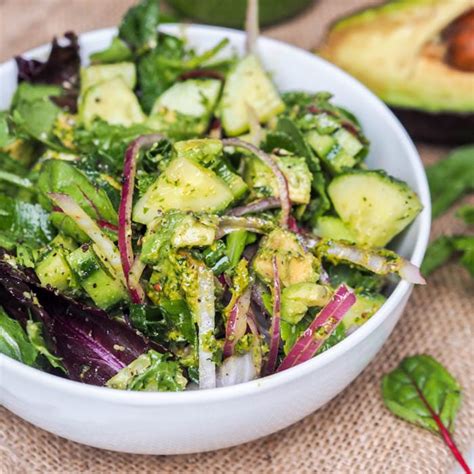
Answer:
35;248;79;292
342;292;386;330
151;79;222;118
213;161;248;199
323;145;357;174
80;62;136;92
67;245;127;309
79;77;145;127
333;128;363;157
328;170;422;247
313;113;340;135
315;216;356;243
306;130;335;158
244;154;312;204
220;55;285;136
133;156;234;225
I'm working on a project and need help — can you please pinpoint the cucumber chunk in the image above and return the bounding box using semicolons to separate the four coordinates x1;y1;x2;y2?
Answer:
133;156;234;225
148;79;222;137
220;55;285;136
333;128;363;157
80;62;136;92
67;245;127;309
328;170;422;247
306;130;335;158
315;216;356;243
36;248;79;292
342;292;386;330
79;77;145;127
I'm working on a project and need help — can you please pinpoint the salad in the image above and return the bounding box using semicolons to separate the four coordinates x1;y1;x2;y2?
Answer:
0;0;425;392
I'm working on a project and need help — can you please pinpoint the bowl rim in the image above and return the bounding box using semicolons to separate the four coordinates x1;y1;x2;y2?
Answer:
0;24;431;404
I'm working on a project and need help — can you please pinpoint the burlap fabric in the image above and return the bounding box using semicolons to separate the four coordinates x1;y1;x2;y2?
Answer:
1;1;473;472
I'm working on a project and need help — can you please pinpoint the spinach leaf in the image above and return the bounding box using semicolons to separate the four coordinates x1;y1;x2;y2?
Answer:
0;112;15;148
382;355;469;471
326;263;385;293
0;194;54;248
0;307;37;364
119;0;160;54
106;350;187;391
317;323;346;354
26;320;65;371
89;37;133;64
426;146;474;218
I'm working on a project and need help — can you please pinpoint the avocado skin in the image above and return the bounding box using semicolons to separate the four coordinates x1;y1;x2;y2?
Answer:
392;108;474;145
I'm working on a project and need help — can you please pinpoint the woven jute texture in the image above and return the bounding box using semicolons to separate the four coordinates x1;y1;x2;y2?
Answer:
1;1;473;472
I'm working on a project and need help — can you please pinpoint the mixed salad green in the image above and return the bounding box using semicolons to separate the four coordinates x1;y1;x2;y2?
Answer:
0;0;425;391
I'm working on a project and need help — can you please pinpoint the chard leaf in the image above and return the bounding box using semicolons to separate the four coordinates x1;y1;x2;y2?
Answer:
427;146;474;218
382;355;461;434
0;307;37;364
452;236;474;277
106;350;187;391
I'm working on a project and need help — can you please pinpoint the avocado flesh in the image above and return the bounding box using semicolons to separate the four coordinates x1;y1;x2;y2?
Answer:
319;0;474;143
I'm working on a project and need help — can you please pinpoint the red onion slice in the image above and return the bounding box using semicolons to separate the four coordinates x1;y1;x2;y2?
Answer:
128;257;146;304
119;134;163;300
277;284;356;372
222;138;290;228
227;198;281;217
263;256;281;376
223;287;252;358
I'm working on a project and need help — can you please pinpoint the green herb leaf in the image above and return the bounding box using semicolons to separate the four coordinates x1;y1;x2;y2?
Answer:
89;37;133;64
118;0;160;54
26;320;65;371
421;236;455;277
382;355;461;434
0;308;37;364
426;146;474;218
106;350;187;391
452;236;474;277
456;204;474;225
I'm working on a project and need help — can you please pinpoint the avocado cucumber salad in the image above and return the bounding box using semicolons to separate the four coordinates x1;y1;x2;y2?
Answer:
0;0;424;391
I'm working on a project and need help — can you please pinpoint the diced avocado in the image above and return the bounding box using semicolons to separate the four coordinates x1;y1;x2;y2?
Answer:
253;229;319;287
67;245;127;309
306;130;335;158
244;154;312;204
328;170;422;247
35;247;79;292
141;212;217;264
148;79;222;137
133;156;234;225
79;77;145;127
220;54;285;136
281;282;331;324
80;62;137;92
315;216;356;243
175;139;248;199
342;292;386;330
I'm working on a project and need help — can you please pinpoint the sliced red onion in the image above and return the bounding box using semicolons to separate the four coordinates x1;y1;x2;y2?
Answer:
263;256;281;376
49;193;126;287
97;220;119;233
222;138;290;228
216;352;257;387
197;265;217;390
246;103;263;146
398;259;426;285
217;215;274;238
178;69;224;81
223;287;252;358
277;284;356;372
245;0;259;55
227;198;281;217
128;257;146;304
287;215;301;234
118;134;163;298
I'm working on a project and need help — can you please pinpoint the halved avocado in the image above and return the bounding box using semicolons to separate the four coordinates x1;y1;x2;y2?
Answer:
319;0;474;144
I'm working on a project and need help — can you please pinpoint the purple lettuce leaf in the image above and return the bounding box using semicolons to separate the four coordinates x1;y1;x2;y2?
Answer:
15;32;80;112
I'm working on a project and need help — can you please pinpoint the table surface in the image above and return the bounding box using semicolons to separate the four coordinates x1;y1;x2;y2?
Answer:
0;1;473;473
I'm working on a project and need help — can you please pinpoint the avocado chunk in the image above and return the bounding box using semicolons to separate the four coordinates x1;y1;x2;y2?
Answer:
280;282;331;324
319;0;474;143
328;170;422;248
244;153;312;204
67;244;127;309
253;229;319;287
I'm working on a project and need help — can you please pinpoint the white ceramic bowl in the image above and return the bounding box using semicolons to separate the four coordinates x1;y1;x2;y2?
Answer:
0;25;431;454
